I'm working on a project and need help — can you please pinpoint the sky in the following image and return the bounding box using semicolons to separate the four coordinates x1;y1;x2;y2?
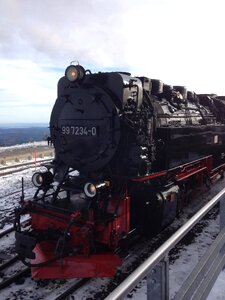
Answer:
1;0;225;123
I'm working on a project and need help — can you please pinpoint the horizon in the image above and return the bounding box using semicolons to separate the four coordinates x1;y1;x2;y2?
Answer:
0;123;49;129
0;122;48;124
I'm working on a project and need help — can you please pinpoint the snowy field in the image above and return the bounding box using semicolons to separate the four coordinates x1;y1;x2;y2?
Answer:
0;141;48;152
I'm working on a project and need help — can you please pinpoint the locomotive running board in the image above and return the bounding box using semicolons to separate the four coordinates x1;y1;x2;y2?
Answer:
31;243;122;278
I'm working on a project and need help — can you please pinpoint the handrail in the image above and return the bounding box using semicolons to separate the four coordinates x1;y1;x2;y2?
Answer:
105;187;225;300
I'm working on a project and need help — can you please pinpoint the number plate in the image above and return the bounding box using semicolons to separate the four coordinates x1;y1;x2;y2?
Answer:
61;125;97;136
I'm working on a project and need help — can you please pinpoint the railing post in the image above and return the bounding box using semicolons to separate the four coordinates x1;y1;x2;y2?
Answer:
147;256;169;300
220;192;225;272
220;192;225;230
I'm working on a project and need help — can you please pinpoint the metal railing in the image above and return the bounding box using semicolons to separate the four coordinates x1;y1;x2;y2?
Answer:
105;187;225;300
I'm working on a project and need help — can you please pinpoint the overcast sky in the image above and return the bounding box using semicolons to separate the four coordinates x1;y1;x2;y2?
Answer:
1;0;225;123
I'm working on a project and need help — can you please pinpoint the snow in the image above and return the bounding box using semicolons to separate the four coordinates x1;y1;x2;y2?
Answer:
0;166;42;232
124;208;225;300
0;141;47;152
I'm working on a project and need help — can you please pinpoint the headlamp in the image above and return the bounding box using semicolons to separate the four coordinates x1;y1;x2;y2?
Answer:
32;171;53;187
65;65;85;82
84;182;97;198
84;181;110;198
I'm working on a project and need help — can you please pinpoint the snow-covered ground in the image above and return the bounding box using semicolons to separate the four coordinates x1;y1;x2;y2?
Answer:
0;165;46;231
124;212;225;300
0;141;47;152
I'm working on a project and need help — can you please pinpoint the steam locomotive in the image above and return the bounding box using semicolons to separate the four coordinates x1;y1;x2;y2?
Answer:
15;64;225;278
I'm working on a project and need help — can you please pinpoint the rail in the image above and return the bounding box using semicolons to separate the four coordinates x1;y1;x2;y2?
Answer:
105;187;225;300
0;158;52;171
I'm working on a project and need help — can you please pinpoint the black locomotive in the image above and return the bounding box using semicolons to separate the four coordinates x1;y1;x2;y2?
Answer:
15;64;225;278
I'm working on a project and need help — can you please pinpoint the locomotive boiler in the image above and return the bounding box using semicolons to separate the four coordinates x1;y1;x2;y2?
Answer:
15;64;225;278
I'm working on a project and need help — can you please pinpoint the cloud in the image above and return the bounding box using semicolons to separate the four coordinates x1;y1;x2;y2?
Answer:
0;0;128;68
0;59;60;123
1;0;225;73
1;0;225;123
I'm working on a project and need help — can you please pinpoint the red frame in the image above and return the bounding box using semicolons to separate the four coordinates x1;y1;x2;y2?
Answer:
29;195;130;278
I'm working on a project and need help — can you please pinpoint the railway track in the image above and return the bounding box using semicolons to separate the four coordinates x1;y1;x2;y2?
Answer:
0;217;91;299
0;158;52;177
0;234;89;297
0;265;90;300
0;266;30;291
0;255;19;272
0;224;16;239
0;217;31;239
0;159;51;171
0;187;33;232
54;278;90;300
0;187;34;200
0;242;91;299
